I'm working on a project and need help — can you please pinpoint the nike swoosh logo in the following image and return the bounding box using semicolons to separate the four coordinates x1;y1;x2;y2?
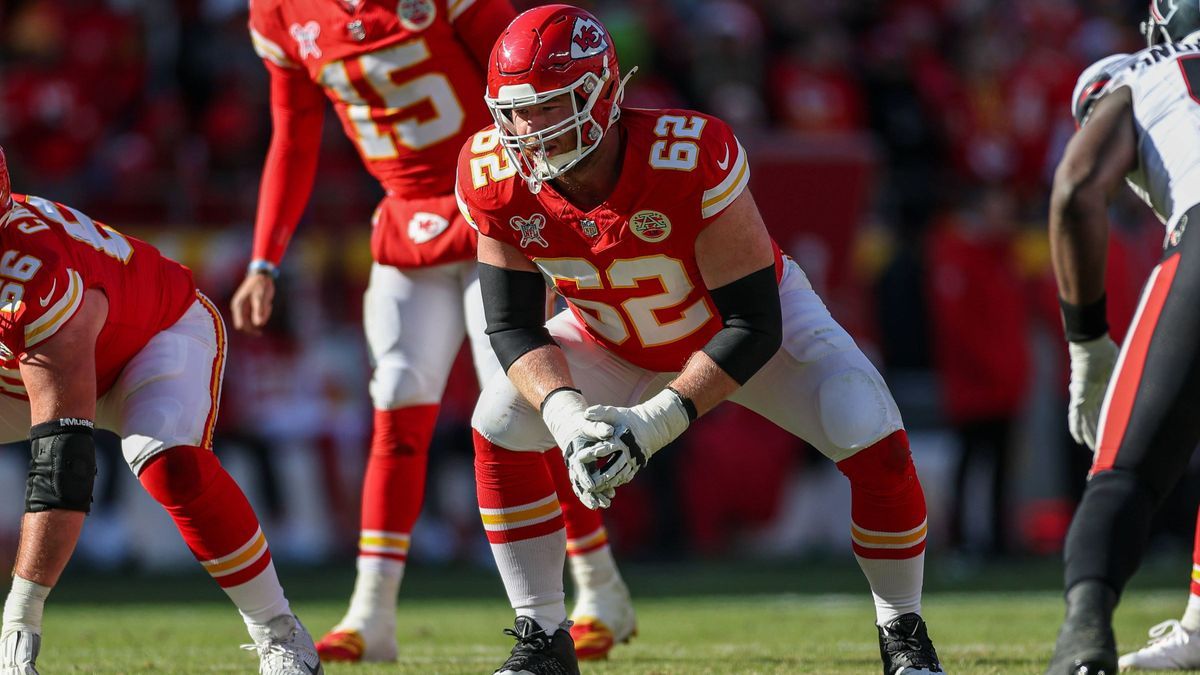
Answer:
38;279;56;307
716;144;730;171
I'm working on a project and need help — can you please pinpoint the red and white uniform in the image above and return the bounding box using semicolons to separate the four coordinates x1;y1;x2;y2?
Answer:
248;0;512;268
458;108;904;464
457;108;782;372
0;195;226;473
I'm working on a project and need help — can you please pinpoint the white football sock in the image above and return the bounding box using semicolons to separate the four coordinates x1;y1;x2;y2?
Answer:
569;545;619;592
855;551;924;625
2;576;50;635
493;530;567;634
337;556;404;631
229;560;292;627
1182;592;1200;632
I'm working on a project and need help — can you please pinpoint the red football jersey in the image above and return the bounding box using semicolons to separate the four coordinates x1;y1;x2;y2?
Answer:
249;0;497;199
456;108;782;372
0;195;196;398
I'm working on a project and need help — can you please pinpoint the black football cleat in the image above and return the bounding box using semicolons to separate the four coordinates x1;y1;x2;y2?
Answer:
493;616;580;675
878;612;945;674
1045;581;1118;675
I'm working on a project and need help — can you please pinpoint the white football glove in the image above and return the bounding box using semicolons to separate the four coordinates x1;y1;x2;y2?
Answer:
1067;335;1119;451
540;388;615;509
575;388;692;497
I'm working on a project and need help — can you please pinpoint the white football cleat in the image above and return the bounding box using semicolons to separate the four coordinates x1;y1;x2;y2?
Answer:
569;572;636;660
243;614;324;675
0;630;39;675
314;617;399;663
1119;620;1200;670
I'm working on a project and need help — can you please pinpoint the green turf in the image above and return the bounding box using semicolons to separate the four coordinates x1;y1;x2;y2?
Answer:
27;559;1200;673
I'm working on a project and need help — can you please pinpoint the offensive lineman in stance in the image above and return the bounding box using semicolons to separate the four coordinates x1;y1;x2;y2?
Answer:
1046;2;1200;673
456;6;944;674
0;150;321;675
236;0;635;662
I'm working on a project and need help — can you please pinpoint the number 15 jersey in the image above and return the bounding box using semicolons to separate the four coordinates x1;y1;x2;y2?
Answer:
249;0;501;199
456;108;783;373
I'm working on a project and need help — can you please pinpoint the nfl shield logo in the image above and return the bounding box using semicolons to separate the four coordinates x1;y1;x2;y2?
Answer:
580;219;599;237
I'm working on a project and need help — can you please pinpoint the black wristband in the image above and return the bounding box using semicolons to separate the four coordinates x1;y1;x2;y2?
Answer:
666;386;698;423
30;418;94;440
1060;295;1109;343
539;387;581;414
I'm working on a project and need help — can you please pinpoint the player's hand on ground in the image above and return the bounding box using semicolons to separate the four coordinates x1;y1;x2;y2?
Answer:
231;273;276;335
1067;335;1119;451
580;389;692;494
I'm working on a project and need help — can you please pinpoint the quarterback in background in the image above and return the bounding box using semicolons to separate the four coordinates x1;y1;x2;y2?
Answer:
456;5;944;674
1047;2;1200;673
236;0;635;662
0;149;320;675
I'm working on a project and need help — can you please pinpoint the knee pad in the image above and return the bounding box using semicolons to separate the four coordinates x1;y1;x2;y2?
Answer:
817;367;898;455
369;360;440;409
471;376;554;452
138;445;220;508
26;420;98;513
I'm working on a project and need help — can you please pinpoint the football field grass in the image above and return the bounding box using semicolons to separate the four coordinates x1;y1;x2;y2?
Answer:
28;558;1200;673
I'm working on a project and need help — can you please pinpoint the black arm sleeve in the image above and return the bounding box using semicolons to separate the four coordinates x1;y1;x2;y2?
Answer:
701;264;783;385
479;262;556;373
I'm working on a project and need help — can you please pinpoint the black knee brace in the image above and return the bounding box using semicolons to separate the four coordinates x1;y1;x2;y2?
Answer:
26;418;97;513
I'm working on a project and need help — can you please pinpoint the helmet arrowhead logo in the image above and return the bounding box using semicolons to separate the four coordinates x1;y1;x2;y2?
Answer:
570;17;607;59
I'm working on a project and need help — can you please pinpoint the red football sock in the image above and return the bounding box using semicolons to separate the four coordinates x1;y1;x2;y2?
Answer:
358;405;439;563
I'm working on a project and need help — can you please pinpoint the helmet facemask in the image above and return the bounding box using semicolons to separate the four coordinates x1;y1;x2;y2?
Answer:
486;68;632;193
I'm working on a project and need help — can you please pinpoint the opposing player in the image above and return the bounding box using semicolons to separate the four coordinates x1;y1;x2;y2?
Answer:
0;149;321;675
237;0;635;662
1046;3;1200;673
456;6;944;673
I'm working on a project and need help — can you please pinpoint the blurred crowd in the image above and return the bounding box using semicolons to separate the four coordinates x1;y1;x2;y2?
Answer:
3;0;1198;569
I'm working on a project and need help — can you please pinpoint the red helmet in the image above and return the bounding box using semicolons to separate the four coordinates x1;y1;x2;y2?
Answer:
485;4;632;191
0;147;10;216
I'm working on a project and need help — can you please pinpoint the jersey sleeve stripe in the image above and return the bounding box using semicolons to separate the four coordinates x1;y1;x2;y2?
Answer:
24;269;83;349
250;28;299;68
700;140;750;219
455;180;479;231
448;0;478;22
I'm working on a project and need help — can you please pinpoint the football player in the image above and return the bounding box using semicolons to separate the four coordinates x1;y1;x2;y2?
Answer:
236;0;635;662
1046;2;1200;673
0;149;321;675
455;5;944;674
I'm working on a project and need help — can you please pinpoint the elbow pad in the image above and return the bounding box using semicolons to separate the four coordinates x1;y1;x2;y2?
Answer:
702;265;783;385
479;262;555;372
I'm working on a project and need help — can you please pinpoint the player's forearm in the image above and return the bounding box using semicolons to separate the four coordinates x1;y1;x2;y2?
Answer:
252;113;323;264
667;351;739;416
1049;184;1109;307
506;344;577;411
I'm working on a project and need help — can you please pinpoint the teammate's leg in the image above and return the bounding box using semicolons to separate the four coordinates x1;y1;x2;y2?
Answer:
1050;223;1200;673
319;262;467;661
730;259;940;673
115;295;319;673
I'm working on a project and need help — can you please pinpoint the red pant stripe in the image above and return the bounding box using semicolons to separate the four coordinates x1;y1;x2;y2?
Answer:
1094;255;1181;472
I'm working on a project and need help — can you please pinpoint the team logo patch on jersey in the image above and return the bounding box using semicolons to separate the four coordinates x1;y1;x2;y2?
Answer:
289;21;322;60
397;0;436;32
1168;214;1189;249
630;210;671;243
570;17;608;59
511;214;549;248
408;212;450;244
